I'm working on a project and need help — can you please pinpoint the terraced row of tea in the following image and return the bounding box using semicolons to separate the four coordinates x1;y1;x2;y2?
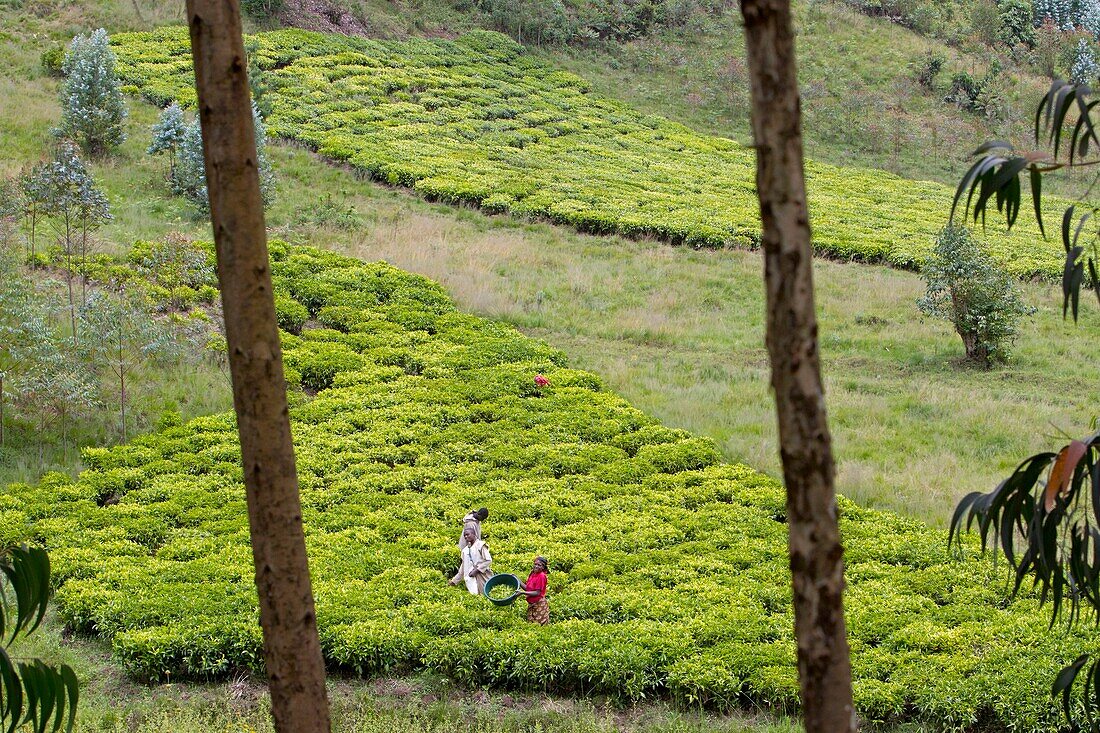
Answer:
0;241;1087;731
109;27;1063;278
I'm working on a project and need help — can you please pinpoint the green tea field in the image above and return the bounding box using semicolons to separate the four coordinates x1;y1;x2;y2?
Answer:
2;241;1090;731
109;27;1065;278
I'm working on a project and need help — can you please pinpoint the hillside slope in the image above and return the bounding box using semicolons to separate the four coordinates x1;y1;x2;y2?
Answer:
2;240;1084;731
111;26;1064;277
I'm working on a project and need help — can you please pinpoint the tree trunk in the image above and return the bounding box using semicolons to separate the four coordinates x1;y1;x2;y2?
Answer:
80;223;88;307
738;1;857;731
1;373;5;447
64;218;77;348
119;333;126;443
184;2;332;732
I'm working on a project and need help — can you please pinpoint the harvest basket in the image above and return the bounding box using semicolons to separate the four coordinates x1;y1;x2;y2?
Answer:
483;573;520;606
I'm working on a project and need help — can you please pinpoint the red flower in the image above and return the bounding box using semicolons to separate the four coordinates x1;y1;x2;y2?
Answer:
533;375;550;388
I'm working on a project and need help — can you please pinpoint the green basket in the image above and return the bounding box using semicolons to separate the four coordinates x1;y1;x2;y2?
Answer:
483;573;521;606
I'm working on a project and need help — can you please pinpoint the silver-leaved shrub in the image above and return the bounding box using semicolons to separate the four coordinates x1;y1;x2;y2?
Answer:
58;29;127;157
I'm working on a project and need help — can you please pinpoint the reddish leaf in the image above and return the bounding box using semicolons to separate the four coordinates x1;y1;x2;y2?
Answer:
1045;440;1088;511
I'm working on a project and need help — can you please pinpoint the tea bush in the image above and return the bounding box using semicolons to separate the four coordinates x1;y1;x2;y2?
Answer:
1;239;1092;730
108;27;1065;278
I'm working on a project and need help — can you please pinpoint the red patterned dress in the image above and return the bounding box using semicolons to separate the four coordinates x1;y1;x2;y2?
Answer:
524;569;549;624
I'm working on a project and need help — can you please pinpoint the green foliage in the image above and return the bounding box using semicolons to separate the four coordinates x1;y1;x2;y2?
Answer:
240;0;283;19
108;26;1065;278
4;239;1093;731
274;292;309;335
0;250;77;447
78;289;179;442
0;546;79;733
166;104;273;215
475;0;725;44
127;236;216;296
951;431;1100;730
292;193;364;230
945;60;1005;119
39;46;64;78
998;0;1036;48
950;81;1100;319
917;226;1035;367
147;103;185;162
913;50;943;88
58;29;127;157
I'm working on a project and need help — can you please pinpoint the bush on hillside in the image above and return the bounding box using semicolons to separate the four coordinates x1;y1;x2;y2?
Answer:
998;0;1036;48
168;103;274;214
917;225;1035;367
241;0;284;19
58;28;127;157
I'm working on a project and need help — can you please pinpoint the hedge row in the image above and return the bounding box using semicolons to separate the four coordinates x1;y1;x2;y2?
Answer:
108;27;1064;278
0;239;1091;730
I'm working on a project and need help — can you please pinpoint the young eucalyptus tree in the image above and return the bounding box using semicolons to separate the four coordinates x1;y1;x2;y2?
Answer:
79;288;174;442
0;252;60;447
58;28;127;157
34;142;111;342
0;177;21;252
148;102;186;180
170;103;273;214
951;79;1100;728
20;167;49;259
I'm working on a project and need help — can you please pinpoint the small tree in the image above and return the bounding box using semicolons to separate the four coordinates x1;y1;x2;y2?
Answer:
79;288;174;442
0;177;21;254
35;142;111;343
147;102;186;179
20;168;49;260
917;225;1035;367
57;29;127;157
170;102;273;213
1072;38;1099;84
0;248;61;446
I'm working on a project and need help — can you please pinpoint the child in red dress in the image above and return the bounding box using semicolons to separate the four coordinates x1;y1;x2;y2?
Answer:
519;556;549;625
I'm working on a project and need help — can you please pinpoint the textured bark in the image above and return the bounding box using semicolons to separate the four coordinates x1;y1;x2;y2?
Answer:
184;2;332;731
738;0;857;730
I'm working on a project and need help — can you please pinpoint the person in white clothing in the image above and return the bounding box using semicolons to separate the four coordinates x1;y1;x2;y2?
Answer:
450;526;493;595
458;507;488;550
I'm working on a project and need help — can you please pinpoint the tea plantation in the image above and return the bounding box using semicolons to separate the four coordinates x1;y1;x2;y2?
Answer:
109;27;1063;278
0;240;1090;731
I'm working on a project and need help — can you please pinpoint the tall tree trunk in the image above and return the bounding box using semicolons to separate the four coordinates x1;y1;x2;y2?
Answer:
738;1;857;731
184;2;332;731
0;373;5;447
119;330;126;443
64;220;77;348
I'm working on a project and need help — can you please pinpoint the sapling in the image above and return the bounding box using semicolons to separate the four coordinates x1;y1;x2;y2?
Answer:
58;28;127;156
35;142;111;342
148;102;186;179
79;288;175;441
170;102;273;213
917;225;1034;368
